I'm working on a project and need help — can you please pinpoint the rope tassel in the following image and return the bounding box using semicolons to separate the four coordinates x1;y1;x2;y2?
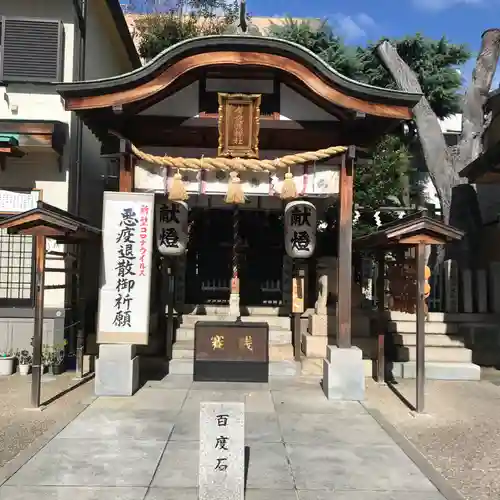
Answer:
280;168;298;200
225;171;246;205
168;169;188;201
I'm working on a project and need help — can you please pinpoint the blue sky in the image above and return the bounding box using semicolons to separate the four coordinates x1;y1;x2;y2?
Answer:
248;0;499;87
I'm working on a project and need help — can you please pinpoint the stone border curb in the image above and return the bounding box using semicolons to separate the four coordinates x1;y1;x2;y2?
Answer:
363;404;466;500
0;376;96;487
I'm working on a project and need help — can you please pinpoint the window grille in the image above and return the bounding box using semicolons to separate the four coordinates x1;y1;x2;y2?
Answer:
0;224;34;306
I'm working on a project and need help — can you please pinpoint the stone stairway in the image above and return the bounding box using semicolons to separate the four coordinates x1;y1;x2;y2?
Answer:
388;312;481;380
169;309;300;377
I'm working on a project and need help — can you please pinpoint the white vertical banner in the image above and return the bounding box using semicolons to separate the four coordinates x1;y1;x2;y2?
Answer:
97;192;154;345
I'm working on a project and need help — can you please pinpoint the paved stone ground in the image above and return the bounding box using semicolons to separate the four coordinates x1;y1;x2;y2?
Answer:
365;372;500;500
0;373;94;467
0;375;446;499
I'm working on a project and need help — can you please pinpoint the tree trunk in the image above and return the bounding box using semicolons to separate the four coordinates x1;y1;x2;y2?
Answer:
377;31;500;266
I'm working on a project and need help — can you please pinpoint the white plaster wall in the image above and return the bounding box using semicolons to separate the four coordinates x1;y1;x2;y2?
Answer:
280;84;337;121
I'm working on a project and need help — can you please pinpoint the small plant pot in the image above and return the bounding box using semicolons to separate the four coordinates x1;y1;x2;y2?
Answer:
51;364;65;375
0;356;15;376
19;364;31;376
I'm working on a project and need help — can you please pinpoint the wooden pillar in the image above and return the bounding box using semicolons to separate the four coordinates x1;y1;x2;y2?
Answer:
376;250;386;383
31;234;46;408
336;146;355;349
416;242;426;413
119;154;134;192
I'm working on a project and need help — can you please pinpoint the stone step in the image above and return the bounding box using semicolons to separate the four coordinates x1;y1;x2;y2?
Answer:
387;321;458;334
180;315;291;329
168;358;299;377
393;333;465;347
396;345;472;363
392;361;480;381
182;305;283;316
175;327;292;344
301;334;375;359
383;311;500;324
171;340;294;361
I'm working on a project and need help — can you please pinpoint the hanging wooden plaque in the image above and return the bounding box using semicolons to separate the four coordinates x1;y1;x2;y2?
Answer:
218;93;261;159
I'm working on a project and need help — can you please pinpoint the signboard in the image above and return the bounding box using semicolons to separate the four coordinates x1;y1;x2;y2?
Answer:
284;200;317;259
217;93;261;158
0;189;40;214
155;198;188;256
97;192;154;345
194;321;269;382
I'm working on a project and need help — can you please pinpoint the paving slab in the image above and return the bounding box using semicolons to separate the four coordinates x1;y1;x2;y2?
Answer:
272;390;366;415
286;443;437;491
89;388;188;412
58;408;177;441
182;389;274;413
0;486;148;500
5;438;166;487
298;493;446;500
278;412;391;445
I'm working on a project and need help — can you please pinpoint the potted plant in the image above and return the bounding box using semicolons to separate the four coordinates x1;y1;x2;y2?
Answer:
43;342;67;375
0;349;15;376
16;349;32;375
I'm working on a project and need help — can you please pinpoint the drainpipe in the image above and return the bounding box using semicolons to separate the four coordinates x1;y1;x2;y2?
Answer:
70;0;87;216
69;0;87;376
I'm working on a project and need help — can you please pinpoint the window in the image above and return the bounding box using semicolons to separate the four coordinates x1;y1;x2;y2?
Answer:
0;222;35;306
0;16;64;83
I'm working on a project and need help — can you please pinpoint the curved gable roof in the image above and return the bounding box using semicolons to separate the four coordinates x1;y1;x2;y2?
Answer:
57;35;421;118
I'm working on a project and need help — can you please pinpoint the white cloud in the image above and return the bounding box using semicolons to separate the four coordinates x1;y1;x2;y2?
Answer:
331;13;377;42
412;0;483;11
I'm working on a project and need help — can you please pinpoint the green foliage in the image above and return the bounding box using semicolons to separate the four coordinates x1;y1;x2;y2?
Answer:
135;0;238;60
356;34;470;118
267;18;360;79
354;135;411;209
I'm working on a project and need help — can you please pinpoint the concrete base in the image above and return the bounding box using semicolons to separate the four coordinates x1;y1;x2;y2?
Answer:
322;346;365;401
95;344;140;396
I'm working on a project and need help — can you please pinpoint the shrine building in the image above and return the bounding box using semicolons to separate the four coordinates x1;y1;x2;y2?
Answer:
57;31;421;396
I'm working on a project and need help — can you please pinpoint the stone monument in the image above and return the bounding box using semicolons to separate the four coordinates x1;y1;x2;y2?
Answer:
199;402;245;500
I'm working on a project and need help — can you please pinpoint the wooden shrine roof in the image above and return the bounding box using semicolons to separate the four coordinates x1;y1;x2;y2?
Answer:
353;212;464;249
0;201;101;242
57;36;422;119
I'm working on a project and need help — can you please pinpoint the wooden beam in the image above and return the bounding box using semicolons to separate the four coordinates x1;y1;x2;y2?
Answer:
336;147;355;349
119;153;134;192
63;52;413;120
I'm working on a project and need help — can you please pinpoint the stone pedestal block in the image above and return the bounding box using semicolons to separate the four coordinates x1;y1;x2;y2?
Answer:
95;344;139;397
309;314;331;336
322;346;364;401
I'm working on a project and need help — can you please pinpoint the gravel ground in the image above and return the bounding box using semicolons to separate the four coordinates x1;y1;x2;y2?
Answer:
365;370;500;500
0;373;94;467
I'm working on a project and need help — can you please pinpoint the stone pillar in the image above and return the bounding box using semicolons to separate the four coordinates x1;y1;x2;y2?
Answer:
322;345;364;401
476;269;488;314
95;344;139;396
444;259;459;313
461;269;473;313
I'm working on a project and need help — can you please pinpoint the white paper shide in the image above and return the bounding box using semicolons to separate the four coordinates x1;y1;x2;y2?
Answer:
155;199;188;257
284;200;317;259
98;192;154;344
